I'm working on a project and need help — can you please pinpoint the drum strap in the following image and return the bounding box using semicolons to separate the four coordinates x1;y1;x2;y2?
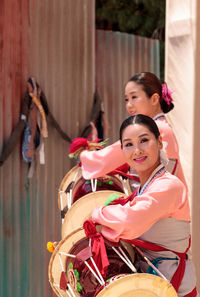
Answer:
123;236;191;293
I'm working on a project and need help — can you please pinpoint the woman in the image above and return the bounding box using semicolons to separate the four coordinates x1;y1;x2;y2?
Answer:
91;114;198;297
80;72;187;188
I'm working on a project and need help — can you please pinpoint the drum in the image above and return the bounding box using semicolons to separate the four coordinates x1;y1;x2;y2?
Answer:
49;227;177;297
58;165;131;221
61;190;126;239
49;227;136;297
96;273;178;297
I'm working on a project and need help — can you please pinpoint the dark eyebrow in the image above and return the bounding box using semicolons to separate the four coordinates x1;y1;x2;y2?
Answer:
125;91;136;96
122;133;149;143
138;133;149;138
122;138;132;142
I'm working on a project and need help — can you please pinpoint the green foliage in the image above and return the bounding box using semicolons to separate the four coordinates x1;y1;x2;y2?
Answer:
96;0;165;41
96;0;166;80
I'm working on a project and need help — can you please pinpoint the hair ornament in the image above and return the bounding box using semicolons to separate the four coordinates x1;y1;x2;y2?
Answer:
162;82;173;105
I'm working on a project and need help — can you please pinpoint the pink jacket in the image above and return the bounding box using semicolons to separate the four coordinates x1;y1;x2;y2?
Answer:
80;115;187;188
92;166;190;243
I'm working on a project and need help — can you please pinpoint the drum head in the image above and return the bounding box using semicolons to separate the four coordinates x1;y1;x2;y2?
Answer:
62;190;126;239
97;273;178;297
58;166;132;213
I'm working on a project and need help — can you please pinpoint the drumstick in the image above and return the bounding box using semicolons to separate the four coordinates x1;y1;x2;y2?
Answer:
134;246;168;281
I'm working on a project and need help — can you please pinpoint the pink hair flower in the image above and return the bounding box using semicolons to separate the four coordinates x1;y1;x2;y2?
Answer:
162;82;173;105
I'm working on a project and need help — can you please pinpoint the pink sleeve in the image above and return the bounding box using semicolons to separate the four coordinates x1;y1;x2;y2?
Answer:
92;175;189;242
80;141;126;179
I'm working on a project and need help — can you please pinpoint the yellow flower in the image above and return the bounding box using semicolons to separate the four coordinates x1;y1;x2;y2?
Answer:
47;241;55;253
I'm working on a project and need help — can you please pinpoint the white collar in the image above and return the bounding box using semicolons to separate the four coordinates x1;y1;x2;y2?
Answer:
153;113;166;121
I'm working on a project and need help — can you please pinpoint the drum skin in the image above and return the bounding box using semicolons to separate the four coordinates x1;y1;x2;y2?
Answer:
61;190;126;239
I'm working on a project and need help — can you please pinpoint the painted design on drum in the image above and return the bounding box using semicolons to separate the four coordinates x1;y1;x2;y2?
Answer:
65;238;133;297
67;263;82;292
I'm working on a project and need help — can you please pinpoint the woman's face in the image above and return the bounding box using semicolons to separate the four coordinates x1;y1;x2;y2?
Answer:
125;81;155;118
121;123;162;178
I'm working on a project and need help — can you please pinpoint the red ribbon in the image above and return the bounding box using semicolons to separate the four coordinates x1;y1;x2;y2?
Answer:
107;190;137;206
108;163;140;182
123;236;191;292
83;220;109;278
184;287;197;297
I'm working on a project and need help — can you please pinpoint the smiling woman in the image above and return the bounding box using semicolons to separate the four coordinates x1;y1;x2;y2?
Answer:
91;114;198;297
120;115;162;188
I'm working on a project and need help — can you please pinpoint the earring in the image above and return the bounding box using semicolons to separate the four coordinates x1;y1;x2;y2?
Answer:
160;149;169;167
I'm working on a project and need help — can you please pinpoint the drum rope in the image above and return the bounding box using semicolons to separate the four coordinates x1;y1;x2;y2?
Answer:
59;251;105;286
112;246;137;273
133;246;168;281
66;290;72;297
67;167;81;208
53;283;67;297
59;190;65;224
58;254;65;272
84;260;105;286
143;255;167;280
89;256;105;285
120;176;129;196
91;178;97;192
67;284;76;297
118;246;137;272
67;190;72;209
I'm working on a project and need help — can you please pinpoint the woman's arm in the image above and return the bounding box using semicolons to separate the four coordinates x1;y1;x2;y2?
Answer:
92;175;189;242
80;140;126;179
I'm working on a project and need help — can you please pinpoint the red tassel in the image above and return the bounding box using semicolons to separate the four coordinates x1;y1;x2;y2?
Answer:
69;137;107;158
69;137;88;154
60;271;68;290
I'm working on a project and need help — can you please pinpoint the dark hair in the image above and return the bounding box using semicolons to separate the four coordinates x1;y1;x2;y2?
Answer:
120;114;160;145
128;72;174;113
